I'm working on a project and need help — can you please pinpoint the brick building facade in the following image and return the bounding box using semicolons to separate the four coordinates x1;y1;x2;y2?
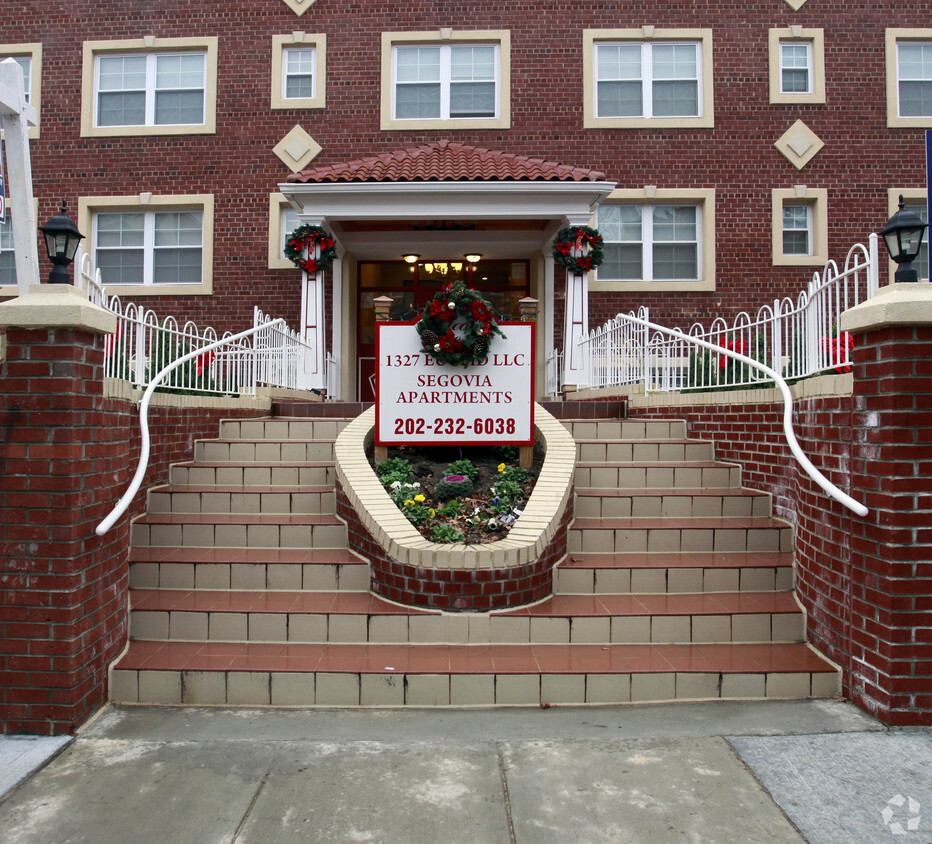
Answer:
1;0;929;400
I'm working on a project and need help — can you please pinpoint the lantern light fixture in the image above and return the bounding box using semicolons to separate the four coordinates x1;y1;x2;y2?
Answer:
880;195;928;284
39;201;85;285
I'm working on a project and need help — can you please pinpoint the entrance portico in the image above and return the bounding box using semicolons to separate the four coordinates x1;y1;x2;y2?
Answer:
279;141;614;400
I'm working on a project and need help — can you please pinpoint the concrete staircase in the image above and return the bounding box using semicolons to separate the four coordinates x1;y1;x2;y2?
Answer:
111;410;840;707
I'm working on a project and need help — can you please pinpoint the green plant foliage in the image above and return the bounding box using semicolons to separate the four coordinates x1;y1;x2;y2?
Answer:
430;524;465;544
446;459;479;483
435;474;474;500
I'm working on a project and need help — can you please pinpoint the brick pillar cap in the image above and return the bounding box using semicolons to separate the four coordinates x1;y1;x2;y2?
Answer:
0;284;117;335
840;282;932;334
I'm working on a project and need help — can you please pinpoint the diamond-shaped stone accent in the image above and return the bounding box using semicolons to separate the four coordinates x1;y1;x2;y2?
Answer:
273;126;322;173
783;0;809;8
280;0;317;15
775;120;824;170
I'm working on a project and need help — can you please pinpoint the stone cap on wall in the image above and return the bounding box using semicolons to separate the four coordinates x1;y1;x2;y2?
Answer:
841;282;932;333
0;283;116;335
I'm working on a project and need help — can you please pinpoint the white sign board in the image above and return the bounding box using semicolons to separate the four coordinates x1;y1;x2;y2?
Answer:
376;320;534;446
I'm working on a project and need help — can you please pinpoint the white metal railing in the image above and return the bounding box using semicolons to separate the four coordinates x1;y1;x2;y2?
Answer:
545;348;563;396
95;318;286;536
578;235;880;393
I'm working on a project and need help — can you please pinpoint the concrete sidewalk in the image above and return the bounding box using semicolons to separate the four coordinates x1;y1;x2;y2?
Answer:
0;700;928;843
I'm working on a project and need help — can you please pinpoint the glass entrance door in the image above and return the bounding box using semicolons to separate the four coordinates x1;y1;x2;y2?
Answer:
356;259;529;401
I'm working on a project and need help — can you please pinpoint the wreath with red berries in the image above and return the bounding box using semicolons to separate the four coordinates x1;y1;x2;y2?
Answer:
415;280;506;368
284;224;337;275
552;225;604;274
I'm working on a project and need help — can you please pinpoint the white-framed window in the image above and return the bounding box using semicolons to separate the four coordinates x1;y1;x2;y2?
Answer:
595;41;700;119
81;38;218;137
79;194;214;295
768;29;825;104
380;31;511;130
1;43;42;137
592;188;715;291
96;52;206;127
780;43;812;94
598;203;700;281
888;190;929;282
271;34;326;110
0;213;16;288
394;43;498;120
771;188;827;266
782;204;812;255
583;29;713;129
886;30;932;127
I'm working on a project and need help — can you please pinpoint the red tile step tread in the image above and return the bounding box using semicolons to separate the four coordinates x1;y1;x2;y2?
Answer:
134;512;342;526
129;588;801;618
571;517;787;530
129;547;364;565
115;639;835;676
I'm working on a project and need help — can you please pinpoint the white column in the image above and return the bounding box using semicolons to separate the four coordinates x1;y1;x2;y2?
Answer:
0;58;39;296
329;245;344;399
560;215;592;389
297;216;329;389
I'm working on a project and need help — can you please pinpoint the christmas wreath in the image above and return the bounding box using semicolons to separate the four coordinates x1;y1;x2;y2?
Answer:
552;225;604;274
284;224;337;275
415;280;506;368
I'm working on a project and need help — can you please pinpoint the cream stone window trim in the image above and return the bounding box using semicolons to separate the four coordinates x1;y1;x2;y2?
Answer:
268;193;301;269
0;44;41;138
771;187;828;267
583;28;714;130
592;187;716;292
81;36;218;137
271;33;326;110
768;28;825;105
886;29;932;128
380;29;511;131
887;188;929;283
77;193;214;296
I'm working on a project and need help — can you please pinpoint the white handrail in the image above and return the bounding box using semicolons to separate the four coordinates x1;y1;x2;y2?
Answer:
615;311;868;518
95;319;286;536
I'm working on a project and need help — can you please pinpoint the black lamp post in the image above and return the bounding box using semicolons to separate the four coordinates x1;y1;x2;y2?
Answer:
39;201;85;285
880;195;928;284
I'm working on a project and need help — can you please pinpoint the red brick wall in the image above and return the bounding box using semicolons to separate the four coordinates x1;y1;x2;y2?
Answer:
0;327;264;734
2;1;923;333
336;483;572;611
630;354;931;724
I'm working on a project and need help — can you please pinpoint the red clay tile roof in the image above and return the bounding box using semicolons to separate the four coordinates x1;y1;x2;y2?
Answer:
287;140;607;183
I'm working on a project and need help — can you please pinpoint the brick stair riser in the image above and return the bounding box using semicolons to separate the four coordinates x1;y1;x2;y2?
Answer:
561;420;688;440
170;464;336;487
129;561;370;592
575;441;714;463
219;419;349;441
147;489;336;516
129;608;805;645
130;522;347;549
554;565;794;594
574;492;771;519
574;465;742;489
193;440;336;463
111;668;840;708
568;526;793;555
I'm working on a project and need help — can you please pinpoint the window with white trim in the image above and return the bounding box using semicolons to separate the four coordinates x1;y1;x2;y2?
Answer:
380;31;510;130
780;42;812;94
896;41;932;117
271;35;326;110
95;51;206;127
782;204;812;255
283;47;315;100
94;208;203;286
0;213;16;287
598;203;700;281
595;41;700;119
393;43;498;120
81;38;217;137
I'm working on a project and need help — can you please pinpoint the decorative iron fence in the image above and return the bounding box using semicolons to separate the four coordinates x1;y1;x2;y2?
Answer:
574;235;880;393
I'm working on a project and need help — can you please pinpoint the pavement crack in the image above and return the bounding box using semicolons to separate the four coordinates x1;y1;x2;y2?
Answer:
230;766;271;843
497;744;517;844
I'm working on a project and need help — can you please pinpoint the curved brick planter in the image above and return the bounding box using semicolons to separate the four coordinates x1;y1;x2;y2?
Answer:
333;405;575;611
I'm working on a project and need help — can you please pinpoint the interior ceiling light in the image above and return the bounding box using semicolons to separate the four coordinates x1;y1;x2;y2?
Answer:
465;253;482;263
402;253;419;264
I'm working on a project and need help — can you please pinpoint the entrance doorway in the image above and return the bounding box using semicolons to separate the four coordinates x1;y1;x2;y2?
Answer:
357;259;530;400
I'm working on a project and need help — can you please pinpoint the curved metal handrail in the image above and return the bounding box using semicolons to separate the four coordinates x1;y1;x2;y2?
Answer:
95;319;286;536
614;311;868;518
